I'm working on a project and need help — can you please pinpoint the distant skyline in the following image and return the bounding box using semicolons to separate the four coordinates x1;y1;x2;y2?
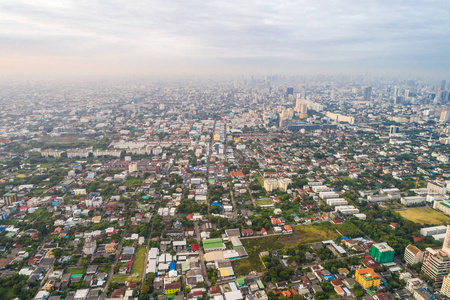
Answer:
1;0;450;79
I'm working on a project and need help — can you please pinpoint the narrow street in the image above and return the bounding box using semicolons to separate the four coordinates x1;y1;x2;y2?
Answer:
194;221;211;287
206;121;215;220
101;230;125;300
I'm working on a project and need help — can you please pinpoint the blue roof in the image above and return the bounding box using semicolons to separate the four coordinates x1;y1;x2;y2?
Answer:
170;262;176;270
342;236;350;240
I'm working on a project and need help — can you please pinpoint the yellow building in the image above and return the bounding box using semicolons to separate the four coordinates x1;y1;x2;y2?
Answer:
355;268;381;288
213;134;221;141
263;179;278;192
442;274;450;297
165;282;181;294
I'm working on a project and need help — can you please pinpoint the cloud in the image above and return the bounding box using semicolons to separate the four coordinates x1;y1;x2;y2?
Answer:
0;0;449;76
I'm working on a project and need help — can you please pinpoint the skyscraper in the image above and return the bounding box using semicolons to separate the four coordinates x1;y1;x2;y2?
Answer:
442;80;447;91
286;87;294;96
330;90;336;101
300;86;306;99
363;86;372;102
440;110;450;123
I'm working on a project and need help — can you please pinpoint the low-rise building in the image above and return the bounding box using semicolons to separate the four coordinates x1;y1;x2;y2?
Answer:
355;268;381;288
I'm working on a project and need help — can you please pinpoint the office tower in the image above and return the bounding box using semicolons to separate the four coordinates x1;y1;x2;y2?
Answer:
299;103;308;115
435;90;443;104
286;87;294;96
421;225;450;285
330;90;336;100
295;95;301;111
442;80;447;91
393;86;399;97
405;89;410;98
300;86;306;99
444;91;450;103
363;86;372;102
389;125;399;136
440;110;450;123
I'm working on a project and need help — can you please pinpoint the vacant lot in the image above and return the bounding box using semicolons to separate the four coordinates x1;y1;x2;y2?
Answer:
398;207;450;225
256;198;273;205
131;247;146;276
232;223;340;275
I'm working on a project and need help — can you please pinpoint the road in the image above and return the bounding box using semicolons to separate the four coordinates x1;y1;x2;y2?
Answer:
141;214;154;286
194;221;211;287
229;182;238;218
101;229;125;300
206;121;215;221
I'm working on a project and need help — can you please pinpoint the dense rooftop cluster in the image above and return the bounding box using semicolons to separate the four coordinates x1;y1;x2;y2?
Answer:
0;76;449;300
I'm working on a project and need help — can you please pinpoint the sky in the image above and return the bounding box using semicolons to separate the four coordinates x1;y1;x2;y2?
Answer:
1;0;449;78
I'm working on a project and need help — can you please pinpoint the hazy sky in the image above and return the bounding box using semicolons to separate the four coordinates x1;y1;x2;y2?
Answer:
1;0;449;78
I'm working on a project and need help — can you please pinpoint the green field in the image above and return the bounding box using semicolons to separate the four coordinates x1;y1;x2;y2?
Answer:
398;207;450;225
66;267;86;275
256;198;273;205
254;175;264;186
131;247;146;276
111;247;146;283
111;274;141;283
232;223;341;275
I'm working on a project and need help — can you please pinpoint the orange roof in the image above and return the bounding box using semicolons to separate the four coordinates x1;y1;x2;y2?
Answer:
334;286;344;294
282;291;292;297
284;225;293;231
230;171;244;177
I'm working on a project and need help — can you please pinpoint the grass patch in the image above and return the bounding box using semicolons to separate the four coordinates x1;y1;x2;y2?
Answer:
233;235;282;275
24;208;45;220
256;198;273;205
285;222;340;245
131;247;146;276
254;175;264;186
66;267;86;275
398;207;450;225
334;222;364;238
125;177;144;186
111;274;141;283
232;223;340;275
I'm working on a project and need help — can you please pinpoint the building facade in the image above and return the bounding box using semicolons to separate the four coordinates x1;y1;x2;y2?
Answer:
370;243;395;263
404;244;424;266
355;268;381;288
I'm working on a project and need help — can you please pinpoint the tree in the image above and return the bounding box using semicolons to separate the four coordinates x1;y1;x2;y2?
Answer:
141;284;150;294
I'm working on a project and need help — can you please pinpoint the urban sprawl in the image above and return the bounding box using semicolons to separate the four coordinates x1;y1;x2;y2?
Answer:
0;76;450;300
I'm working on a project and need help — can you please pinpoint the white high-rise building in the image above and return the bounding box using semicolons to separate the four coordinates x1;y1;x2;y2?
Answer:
440;110;450;123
